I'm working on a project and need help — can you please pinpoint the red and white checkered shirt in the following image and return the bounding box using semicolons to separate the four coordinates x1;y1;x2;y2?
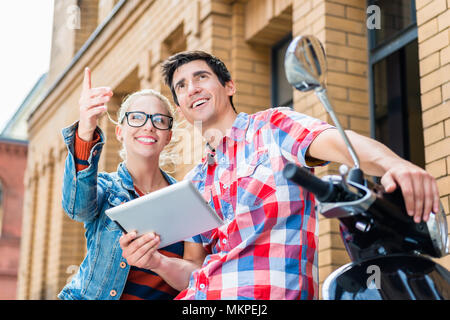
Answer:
176;107;333;300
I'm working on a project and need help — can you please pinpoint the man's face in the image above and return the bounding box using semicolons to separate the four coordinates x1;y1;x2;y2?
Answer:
171;60;235;127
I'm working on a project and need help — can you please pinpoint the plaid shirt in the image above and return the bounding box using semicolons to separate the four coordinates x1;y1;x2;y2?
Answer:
176;107;333;300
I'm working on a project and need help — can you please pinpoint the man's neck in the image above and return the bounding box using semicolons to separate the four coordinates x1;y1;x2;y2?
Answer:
202;108;237;149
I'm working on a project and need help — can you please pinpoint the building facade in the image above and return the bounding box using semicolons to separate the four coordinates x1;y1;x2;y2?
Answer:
0;138;27;299
0;71;47;300
17;0;449;299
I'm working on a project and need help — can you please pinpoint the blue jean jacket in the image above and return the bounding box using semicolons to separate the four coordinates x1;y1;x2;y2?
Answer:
58;122;178;300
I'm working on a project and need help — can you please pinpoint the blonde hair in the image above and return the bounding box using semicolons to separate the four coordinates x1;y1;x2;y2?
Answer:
107;89;179;171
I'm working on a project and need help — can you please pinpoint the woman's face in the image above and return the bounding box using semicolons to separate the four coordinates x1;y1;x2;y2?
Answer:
116;95;173;161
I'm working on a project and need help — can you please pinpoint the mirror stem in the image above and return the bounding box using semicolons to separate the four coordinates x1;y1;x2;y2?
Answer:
315;87;361;169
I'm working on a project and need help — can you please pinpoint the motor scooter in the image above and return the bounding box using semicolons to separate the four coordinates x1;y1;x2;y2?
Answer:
283;35;450;300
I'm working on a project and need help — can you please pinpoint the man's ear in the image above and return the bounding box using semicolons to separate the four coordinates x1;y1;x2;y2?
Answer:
225;80;236;96
115;125;123;142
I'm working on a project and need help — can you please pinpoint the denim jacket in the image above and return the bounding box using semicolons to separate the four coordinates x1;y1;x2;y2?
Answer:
58;122;178;300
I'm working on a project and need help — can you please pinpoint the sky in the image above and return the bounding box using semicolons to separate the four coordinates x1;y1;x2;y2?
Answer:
0;1;54;132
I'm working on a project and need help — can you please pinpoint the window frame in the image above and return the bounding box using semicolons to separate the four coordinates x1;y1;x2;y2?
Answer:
367;0;418;138
271;32;293;108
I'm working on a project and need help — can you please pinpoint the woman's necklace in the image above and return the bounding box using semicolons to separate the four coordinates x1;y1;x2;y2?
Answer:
134;176;167;195
134;185;151;195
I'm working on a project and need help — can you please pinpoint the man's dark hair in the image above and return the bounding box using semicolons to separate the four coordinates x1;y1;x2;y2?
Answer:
161;51;236;113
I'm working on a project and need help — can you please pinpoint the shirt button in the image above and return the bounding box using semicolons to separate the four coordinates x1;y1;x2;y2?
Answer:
222;239;227;245
93;150;97;156
120;262;127;269
199;284;205;290
110;290;117;297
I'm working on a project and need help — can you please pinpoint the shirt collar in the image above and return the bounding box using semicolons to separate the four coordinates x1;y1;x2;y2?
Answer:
226;112;250;142
118;162;134;191
205;112;250;151
201;112;250;167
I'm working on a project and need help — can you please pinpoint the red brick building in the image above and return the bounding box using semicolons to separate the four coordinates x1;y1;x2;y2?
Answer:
0;138;27;299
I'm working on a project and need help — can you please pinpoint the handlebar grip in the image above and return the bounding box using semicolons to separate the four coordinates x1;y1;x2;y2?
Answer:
283;162;337;202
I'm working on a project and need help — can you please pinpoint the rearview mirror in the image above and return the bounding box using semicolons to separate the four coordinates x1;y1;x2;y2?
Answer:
284;35;363;182
284;35;327;92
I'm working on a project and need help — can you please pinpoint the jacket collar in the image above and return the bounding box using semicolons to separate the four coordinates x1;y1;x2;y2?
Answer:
117;162;176;193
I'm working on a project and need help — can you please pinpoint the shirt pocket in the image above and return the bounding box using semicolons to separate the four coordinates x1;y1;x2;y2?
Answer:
236;148;276;210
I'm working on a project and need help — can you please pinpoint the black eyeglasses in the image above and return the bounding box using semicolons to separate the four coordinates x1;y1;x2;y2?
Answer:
123;111;173;130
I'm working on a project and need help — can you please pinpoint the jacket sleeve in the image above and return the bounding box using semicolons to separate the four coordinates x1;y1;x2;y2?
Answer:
61;121;108;223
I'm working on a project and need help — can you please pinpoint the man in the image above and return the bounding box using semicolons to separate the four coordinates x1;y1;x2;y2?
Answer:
120;51;440;300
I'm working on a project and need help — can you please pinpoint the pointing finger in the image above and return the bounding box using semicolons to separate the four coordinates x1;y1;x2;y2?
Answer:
83;67;92;91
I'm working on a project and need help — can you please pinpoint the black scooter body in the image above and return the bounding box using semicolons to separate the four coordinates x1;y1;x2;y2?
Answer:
323;187;450;300
323;185;450;300
282;162;450;300
323;254;450;300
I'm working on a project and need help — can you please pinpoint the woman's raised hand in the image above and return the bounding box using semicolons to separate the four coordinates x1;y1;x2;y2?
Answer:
78;67;114;141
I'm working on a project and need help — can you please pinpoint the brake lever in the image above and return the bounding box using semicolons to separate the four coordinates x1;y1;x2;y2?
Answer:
339;165;360;197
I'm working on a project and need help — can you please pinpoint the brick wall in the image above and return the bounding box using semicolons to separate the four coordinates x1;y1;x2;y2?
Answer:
0;140;27;299
75;0;99;53
416;0;450;267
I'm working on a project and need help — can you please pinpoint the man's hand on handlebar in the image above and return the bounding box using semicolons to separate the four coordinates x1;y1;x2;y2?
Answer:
381;159;440;224
307;128;440;224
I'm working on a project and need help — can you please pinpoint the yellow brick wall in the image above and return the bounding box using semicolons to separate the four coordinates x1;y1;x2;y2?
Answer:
417;0;450;268
75;0;99;54
17;0;450;299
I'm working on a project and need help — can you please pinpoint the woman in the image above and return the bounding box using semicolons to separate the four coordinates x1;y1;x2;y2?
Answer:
59;67;184;300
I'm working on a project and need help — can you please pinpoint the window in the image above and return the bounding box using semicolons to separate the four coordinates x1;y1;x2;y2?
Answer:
368;0;425;168
370;0;415;48
272;34;293;108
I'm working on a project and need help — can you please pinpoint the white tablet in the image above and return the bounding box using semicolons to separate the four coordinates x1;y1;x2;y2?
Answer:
105;180;224;248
